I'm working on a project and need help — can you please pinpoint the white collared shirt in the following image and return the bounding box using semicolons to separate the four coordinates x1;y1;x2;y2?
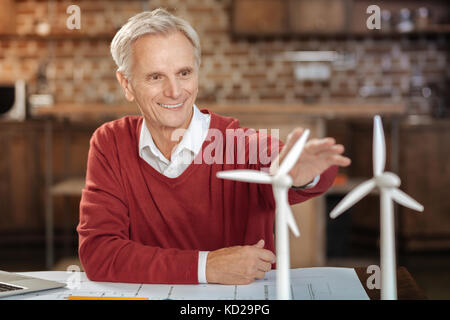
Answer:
139;104;211;178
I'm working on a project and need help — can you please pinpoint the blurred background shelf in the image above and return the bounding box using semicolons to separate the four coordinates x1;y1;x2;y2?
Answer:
231;0;450;39
31;102;407;119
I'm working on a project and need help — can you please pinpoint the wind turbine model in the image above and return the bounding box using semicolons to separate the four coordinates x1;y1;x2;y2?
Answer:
329;115;424;300
216;129;310;300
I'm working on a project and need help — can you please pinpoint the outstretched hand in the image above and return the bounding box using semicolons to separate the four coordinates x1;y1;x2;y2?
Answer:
270;128;351;187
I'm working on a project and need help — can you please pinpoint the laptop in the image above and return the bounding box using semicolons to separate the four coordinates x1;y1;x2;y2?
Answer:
0;270;66;298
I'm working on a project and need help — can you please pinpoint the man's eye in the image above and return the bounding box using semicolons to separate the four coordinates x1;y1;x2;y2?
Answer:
146;74;161;81
180;70;191;77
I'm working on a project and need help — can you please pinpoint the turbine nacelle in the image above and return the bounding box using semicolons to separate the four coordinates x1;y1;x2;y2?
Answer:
272;174;293;188
375;172;401;188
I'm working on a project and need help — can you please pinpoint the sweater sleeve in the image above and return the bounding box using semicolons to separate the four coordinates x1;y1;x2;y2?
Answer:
77;125;199;284
287;165;338;205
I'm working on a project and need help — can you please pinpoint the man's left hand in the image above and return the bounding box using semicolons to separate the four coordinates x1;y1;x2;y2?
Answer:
270;127;351;187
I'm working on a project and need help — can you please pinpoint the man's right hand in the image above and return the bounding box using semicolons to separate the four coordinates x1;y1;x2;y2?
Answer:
205;239;276;285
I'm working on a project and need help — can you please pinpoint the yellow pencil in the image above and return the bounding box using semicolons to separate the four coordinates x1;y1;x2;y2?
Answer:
68;296;148;300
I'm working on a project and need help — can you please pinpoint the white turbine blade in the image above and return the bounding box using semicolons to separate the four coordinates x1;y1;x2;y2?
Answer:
373;115;386;176
273;186;300;237
390;188;424;212
284;203;300;237
329;179;377;219
277;129;310;176
216;170;272;184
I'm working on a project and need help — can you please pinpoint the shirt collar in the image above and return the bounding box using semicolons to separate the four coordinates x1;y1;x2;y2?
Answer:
139;104;209;162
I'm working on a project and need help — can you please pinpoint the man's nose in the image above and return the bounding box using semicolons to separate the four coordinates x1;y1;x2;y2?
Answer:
163;77;182;99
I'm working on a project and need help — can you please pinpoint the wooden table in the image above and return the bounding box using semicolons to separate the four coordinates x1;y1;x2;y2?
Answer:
355;266;427;300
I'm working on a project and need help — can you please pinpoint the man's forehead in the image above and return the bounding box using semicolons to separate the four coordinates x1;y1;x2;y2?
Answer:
132;31;194;53
130;32;196;68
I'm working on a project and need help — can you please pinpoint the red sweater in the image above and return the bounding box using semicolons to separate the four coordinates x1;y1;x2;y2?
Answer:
77;109;337;284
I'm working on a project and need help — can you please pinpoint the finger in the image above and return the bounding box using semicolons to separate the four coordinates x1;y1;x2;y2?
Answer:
335;155;352;166
315;145;346;160
271;128;305;174
238;277;255;285
253;239;265;249
326;154;352;167
315;144;346;157
257;248;276;263
287;127;305;144
254;270;266;280
275;129;303;157
305;138;336;154
282;128;306;156
257;261;272;273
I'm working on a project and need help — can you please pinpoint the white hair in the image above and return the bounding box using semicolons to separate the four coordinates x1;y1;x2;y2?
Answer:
110;8;201;78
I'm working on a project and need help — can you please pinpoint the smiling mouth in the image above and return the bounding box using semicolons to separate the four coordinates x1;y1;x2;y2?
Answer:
158;102;184;109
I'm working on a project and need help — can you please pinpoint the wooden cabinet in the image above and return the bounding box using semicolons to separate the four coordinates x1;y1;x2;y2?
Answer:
231;0;450;38
0;120;95;265
398;118;450;251
0;121;44;231
289;0;348;34
232;0;289;35
232;0;349;36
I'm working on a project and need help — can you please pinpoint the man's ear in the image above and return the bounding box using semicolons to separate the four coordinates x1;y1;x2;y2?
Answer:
116;71;135;102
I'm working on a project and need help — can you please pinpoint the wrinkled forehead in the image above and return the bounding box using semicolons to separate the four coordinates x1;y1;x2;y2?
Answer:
130;31;197;72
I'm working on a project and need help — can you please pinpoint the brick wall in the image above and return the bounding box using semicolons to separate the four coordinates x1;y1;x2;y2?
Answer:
0;0;448;114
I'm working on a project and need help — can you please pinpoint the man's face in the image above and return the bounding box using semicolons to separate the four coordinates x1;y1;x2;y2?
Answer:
119;31;199;132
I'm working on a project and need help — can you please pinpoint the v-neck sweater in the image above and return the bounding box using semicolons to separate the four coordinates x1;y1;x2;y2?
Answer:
77;109;338;284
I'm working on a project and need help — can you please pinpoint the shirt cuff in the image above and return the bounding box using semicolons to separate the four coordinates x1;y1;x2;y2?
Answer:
292;175;320;190
198;251;209;284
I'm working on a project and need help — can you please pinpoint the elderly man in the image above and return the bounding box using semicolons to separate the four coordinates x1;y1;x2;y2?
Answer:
77;9;350;285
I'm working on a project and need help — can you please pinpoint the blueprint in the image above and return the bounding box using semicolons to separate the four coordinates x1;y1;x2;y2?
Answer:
1;267;369;300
